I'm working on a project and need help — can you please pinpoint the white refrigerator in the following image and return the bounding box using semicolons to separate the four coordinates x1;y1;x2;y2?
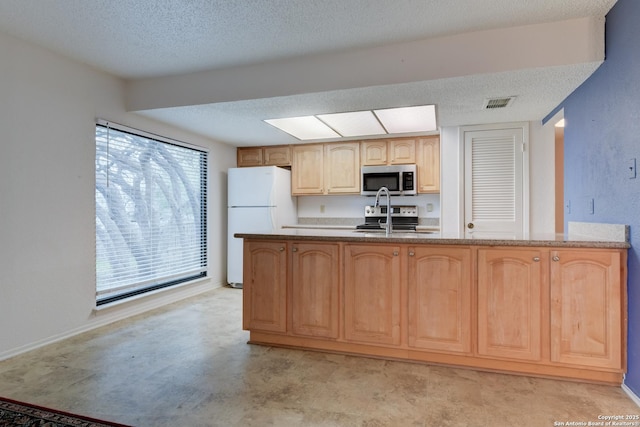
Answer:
227;166;297;288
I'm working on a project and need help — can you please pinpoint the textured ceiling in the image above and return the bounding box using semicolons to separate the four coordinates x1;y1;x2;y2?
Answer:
0;0;618;146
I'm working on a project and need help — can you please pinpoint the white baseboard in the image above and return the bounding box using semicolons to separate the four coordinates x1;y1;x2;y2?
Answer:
0;279;223;362
622;383;640;408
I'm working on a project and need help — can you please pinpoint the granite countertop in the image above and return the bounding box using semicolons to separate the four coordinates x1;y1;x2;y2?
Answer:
236;227;630;249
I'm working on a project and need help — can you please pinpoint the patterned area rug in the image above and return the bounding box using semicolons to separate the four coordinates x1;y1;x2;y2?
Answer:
0;397;131;427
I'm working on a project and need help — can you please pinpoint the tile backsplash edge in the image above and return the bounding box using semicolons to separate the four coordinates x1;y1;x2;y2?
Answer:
567;222;629;243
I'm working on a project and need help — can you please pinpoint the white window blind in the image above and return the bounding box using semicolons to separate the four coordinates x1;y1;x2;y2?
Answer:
95;122;207;305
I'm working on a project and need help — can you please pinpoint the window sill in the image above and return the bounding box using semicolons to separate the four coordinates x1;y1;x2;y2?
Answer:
92;276;212;313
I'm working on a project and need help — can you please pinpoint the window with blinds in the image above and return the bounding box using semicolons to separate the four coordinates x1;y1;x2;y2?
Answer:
95;122;208;305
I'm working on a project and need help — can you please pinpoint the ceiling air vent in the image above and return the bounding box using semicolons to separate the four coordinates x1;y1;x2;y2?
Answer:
483;96;516;110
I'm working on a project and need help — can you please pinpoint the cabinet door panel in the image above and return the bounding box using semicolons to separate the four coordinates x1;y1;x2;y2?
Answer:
237;147;263;167
477;248;543;361
408;247;471;353
324;143;360;194
243;241;287;333
291;243;339;339
550;249;622;369
361;140;388;165
264;145;291;166
389;139;416;164
344;244;401;346
417;136;440;193
292;144;324;195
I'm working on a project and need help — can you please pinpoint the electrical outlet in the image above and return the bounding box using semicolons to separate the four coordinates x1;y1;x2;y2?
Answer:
566;200;571;214
426;203;433;212
320;204;325;214
629;158;637;179
587;198;594;215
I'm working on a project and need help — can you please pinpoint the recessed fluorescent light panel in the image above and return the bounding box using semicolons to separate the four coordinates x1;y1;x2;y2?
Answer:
316;111;385;137
265;105;437;140
264;116;340;140
374;105;437;134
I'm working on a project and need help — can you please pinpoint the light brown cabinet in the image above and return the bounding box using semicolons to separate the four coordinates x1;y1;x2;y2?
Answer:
550;249;623;369
291;144;324;194
324;143;360;194
242;238;627;384
344;244;402;346
264;146;292;166
477;248;545;361
291;142;360;195
360;140;387;165
237;145;292;167
416;136;440;193
236;147;263;167
290;242;340;339
408;246;472;354
388;138;416;164
361;137;416;166
242;240;288;333
241;135;439;195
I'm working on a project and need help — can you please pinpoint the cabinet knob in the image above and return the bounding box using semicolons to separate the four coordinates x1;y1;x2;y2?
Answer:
279;247;285;252
409;252;415;257
393;251;399;256
292;247;298;252
552;256;560;262
467;222;474;229
533;257;540;262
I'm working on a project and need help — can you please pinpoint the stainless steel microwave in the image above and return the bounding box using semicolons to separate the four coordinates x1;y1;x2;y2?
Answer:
361;164;417;196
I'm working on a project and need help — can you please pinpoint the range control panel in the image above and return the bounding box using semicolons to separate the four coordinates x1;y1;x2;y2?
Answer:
364;205;418;217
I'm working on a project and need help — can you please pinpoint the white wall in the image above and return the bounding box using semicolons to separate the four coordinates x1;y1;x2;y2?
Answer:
440;122;556;236
0;31;236;359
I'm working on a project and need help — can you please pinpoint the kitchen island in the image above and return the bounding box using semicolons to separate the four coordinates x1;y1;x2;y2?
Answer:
237;228;629;384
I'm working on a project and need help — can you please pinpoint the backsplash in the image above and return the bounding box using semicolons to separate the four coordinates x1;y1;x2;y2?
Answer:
296;194;440;220
567;222;629;242
297;216;440;227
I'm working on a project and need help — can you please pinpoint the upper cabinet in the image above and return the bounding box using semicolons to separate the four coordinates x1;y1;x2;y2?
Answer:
291;144;324;195
292;142;360;195
237;145;291;167
361;140;388;165
240;135;439;195
324;143;360;194
416;136;440;193
237;147;263;167
361;137;416;166
388;138;416;164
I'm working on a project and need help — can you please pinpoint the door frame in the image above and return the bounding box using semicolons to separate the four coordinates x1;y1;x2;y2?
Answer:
460;122;530;237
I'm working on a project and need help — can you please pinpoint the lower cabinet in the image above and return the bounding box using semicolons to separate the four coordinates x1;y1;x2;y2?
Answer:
290;242;340;339
242;239;627;384
344;244;402;346
242;240;287;333
550;249;623;369
477;247;625;371
477;248;544;361
407;246;471;353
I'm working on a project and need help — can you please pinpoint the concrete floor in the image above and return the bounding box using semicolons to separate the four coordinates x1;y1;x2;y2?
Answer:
0;287;637;426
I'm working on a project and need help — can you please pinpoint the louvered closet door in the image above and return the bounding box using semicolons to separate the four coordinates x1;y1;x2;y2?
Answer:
464;127;526;238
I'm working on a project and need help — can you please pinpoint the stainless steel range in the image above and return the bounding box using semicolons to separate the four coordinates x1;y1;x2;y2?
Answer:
355;205;419;231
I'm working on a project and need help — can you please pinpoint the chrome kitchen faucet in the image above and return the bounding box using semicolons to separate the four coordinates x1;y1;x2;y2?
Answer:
374;186;392;236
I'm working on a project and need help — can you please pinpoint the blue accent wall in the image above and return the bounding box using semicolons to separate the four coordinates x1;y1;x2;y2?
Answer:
555;0;640;394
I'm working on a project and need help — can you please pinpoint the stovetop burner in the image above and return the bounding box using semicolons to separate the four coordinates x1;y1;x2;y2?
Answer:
355;205;419;231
